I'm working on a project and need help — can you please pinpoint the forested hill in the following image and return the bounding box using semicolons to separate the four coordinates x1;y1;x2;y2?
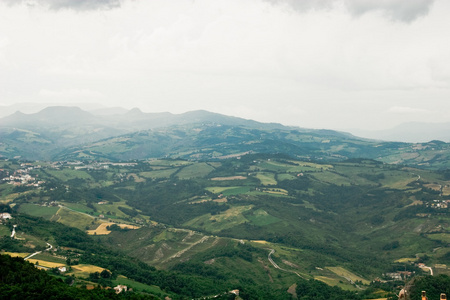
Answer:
0;254;153;299
57;123;450;169
2;106;450;169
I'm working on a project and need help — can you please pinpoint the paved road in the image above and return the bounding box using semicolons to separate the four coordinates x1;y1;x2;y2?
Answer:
24;242;53;260
267;248;304;278
10;225;16;238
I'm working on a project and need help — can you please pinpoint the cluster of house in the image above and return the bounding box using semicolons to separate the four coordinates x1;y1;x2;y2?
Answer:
427;199;450;209
1;164;44;187
0;212;12;223
383;271;412;281
114;285;128;294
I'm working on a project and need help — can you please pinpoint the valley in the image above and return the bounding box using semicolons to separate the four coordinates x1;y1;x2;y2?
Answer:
2;153;450;299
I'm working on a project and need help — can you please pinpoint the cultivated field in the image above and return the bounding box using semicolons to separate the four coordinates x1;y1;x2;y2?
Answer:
87;222;139;235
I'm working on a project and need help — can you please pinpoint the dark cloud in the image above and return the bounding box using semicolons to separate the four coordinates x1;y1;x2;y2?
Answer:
265;0;435;22
2;0;121;11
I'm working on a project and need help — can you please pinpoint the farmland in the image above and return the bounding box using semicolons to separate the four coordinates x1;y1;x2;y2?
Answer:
2;153;450;299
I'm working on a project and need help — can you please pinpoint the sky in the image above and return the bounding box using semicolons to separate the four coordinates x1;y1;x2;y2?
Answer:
1;0;450;131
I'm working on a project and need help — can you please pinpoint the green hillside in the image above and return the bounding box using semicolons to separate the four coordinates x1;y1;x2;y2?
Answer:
2;154;450;298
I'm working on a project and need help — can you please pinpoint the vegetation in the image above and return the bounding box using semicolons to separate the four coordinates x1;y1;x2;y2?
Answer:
2;150;450;298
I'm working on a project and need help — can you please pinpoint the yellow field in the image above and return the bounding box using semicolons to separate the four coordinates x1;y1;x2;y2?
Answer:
252;240;269;244
2;252;29;258
211;176;247;181
72;264;106;274
326;266;370;285
87;222;140;235
27;259;65;268
443;186;450;196
395;257;417;263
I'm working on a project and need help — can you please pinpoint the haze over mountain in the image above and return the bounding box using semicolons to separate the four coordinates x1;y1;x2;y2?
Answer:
1;105;450;170
3;103;450;143
350;122;450;143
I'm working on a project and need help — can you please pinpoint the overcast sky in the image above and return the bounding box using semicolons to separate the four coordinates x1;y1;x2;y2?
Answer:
1;0;450;131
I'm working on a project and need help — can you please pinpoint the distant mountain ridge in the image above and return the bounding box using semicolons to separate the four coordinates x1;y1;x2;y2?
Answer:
350;122;450;143
1;106;450;169
0;106;297;160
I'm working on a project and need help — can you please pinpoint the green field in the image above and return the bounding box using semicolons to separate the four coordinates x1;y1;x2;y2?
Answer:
113;275;168;296
140;168;178;179
311;171;353;186
147;159;192;167
246;209;281;226
255;172;277;185
176;162;215;179
45;168;93;181
0;224;10;236
185;205;253;232
18;204;59;220
277;173;297;181
50;207;97;230
427;233;450;243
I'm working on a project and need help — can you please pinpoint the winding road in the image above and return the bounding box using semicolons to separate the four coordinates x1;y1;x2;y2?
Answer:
267;248;304;278
24;242;53;260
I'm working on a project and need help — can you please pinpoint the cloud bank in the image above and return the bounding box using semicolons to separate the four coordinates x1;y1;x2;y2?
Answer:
266;0;435;22
3;0;121;11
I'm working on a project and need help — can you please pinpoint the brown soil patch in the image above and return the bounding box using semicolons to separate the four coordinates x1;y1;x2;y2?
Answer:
213;198;228;203
287;283;297;299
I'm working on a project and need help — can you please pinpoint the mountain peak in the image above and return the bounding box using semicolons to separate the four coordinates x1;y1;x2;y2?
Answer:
127;107;143;115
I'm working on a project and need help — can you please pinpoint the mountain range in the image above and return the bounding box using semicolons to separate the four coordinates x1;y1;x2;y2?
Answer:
1;106;450;169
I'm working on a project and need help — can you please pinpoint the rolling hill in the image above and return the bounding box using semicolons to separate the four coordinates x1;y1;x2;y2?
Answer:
2;106;450;170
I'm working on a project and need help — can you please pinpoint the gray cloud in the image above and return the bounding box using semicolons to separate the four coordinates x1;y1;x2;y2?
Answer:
264;0;333;11
344;0;435;22
266;0;435;22
2;0;121;11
